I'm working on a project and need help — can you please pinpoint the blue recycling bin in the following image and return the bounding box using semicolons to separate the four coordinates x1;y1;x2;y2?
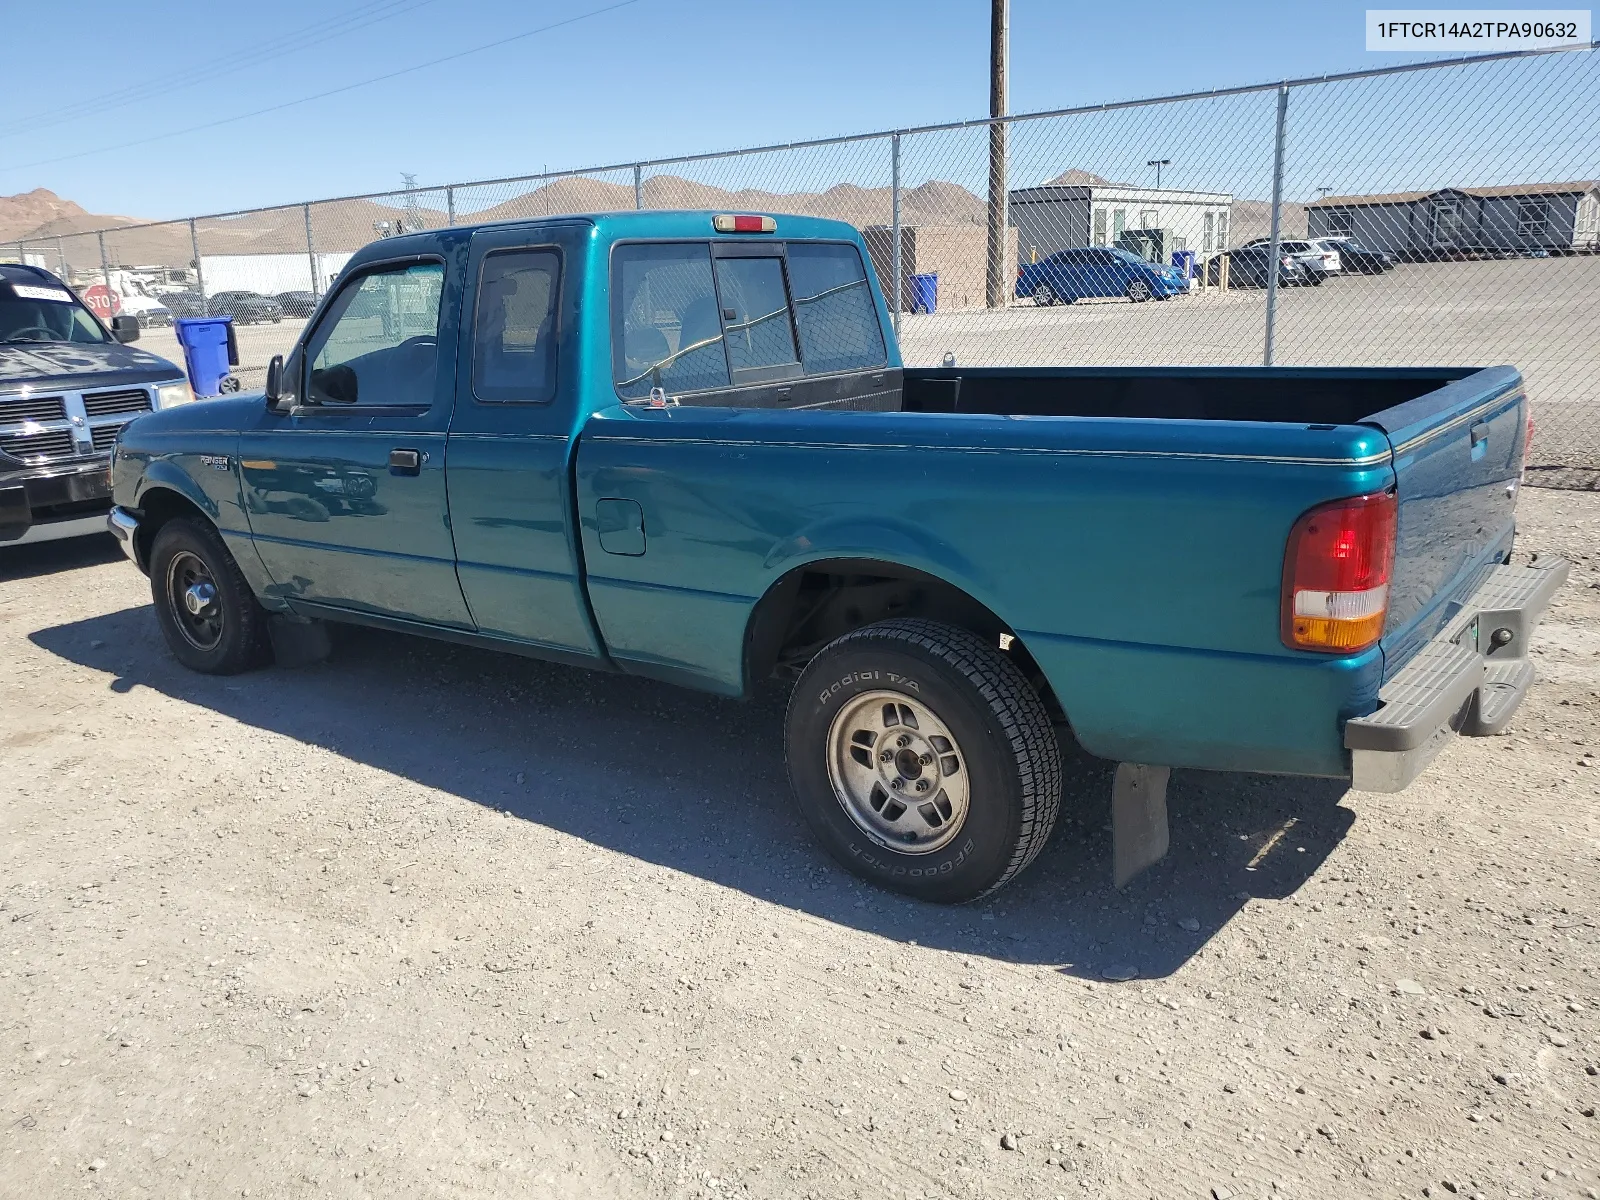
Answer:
173;316;240;397
909;272;938;314
1171;250;1197;279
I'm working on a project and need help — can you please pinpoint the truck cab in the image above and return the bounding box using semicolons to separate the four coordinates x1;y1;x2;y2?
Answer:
1;264;191;547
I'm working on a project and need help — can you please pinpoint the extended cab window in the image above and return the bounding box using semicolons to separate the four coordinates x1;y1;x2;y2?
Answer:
613;243;731;400
473;250;559;403
786;243;887;375
305;261;443;407
712;256;799;378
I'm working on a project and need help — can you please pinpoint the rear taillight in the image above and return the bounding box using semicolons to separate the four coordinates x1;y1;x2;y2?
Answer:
1281;490;1398;653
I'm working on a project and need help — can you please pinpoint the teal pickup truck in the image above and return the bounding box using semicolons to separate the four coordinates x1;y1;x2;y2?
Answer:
107;210;1568;903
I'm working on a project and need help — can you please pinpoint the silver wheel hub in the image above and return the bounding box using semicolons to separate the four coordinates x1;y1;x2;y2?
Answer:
183;582;217;615
826;690;969;854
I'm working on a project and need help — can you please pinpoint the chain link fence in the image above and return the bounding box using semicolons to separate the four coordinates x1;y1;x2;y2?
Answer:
6;46;1596;485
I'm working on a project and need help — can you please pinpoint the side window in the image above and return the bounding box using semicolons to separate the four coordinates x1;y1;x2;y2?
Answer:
712;256;799;377
472;249;560;404
784;243;887;377
612;243;731;400
305;261;444;407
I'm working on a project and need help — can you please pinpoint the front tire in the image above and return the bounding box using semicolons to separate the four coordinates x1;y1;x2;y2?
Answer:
1127;279;1153;302
149;517;270;674
786;619;1062;903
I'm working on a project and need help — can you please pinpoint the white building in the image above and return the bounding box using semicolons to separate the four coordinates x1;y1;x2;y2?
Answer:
198;251;355;296
1010;183;1234;265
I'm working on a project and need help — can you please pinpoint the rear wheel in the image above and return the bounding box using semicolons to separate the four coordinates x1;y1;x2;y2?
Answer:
1034;282;1057;306
786;619;1062;903
149;517;270;674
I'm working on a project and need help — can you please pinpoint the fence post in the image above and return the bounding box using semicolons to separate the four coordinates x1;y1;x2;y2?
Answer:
1263;83;1289;367
11;241;21;265
56;237;67;280
634;164;643;210
189;219;207;317
98;232;111;293
891;132;902;338
984;0;1010;309
446;186;456;227
304;204;320;299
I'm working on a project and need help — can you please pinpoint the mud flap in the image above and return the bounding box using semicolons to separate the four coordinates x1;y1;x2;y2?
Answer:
267;615;332;668
1112;763;1171;889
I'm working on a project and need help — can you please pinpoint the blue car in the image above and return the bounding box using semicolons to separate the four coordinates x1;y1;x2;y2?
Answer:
1017;247;1187;305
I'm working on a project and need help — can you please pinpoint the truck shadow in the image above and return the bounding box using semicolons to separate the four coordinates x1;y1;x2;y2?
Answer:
31;607;1354;982
1;535;125;581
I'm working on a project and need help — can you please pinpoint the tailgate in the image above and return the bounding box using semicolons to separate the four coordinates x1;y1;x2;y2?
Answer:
1364;366;1527;677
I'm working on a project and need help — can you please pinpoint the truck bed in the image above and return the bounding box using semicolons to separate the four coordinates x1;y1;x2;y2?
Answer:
901;365;1480;425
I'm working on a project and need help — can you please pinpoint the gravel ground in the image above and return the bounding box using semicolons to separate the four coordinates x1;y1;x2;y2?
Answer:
2;488;1597;1200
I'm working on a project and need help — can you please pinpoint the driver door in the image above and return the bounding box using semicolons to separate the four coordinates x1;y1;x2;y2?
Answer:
238;256;474;629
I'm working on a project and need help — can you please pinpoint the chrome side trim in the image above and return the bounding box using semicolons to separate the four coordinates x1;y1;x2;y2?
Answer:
1388;392;1522;458
589;433;1393;468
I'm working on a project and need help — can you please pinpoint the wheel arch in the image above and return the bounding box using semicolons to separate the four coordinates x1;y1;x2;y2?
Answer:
742;555;1064;721
129;485;210;572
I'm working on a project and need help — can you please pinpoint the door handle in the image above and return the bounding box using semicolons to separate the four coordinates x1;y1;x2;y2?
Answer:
389;448;422;475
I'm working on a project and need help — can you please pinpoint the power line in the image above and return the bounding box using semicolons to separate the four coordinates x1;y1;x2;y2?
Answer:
0;0;443;141
0;0;643;173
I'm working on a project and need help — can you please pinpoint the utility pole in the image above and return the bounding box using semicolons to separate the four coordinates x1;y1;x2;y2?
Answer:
1147;158;1171;189
984;0;1009;310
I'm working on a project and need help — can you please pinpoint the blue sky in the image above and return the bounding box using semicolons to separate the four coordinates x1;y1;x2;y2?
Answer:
2;0;1594;221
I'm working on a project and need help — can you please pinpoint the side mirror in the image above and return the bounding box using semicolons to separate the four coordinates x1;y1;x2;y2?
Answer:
264;354;284;406
110;315;140;343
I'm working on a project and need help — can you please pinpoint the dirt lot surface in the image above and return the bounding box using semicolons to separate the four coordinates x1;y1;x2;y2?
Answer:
2;488;1597;1200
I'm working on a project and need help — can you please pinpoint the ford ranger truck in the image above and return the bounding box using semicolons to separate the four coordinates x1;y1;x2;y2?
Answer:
2;263;192;548
104;211;1568;903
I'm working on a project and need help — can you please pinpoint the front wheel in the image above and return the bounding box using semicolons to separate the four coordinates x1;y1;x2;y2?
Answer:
1126;279;1153;302
149;517;270;674
786;619;1062;903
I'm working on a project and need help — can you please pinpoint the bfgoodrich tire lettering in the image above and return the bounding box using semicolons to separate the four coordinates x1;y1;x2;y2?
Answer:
786;619;1062;903
149;517;270;675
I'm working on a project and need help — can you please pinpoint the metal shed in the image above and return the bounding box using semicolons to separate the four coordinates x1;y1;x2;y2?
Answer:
1308;182;1600;259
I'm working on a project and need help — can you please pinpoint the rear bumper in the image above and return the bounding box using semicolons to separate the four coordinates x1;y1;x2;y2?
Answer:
1344;559;1570;791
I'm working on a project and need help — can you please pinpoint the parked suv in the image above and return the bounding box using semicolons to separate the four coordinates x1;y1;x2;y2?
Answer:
272;290;318;318
207;291;283;324
1018;247;1188;305
1204;246;1312;288
1;264;191;547
1316;237;1394;274
1242;238;1340;282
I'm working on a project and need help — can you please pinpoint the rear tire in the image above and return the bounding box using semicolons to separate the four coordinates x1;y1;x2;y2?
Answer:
786;619;1062;903
149;517;270;675
1034;282;1057;307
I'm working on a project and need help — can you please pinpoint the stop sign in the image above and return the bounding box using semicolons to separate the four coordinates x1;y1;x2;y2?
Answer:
83;284;121;320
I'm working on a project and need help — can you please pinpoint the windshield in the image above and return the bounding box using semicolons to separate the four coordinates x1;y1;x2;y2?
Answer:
1110;248;1147;265
0;289;109;345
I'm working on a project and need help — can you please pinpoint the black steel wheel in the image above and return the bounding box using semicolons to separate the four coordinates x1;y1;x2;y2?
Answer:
149;517;270;674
